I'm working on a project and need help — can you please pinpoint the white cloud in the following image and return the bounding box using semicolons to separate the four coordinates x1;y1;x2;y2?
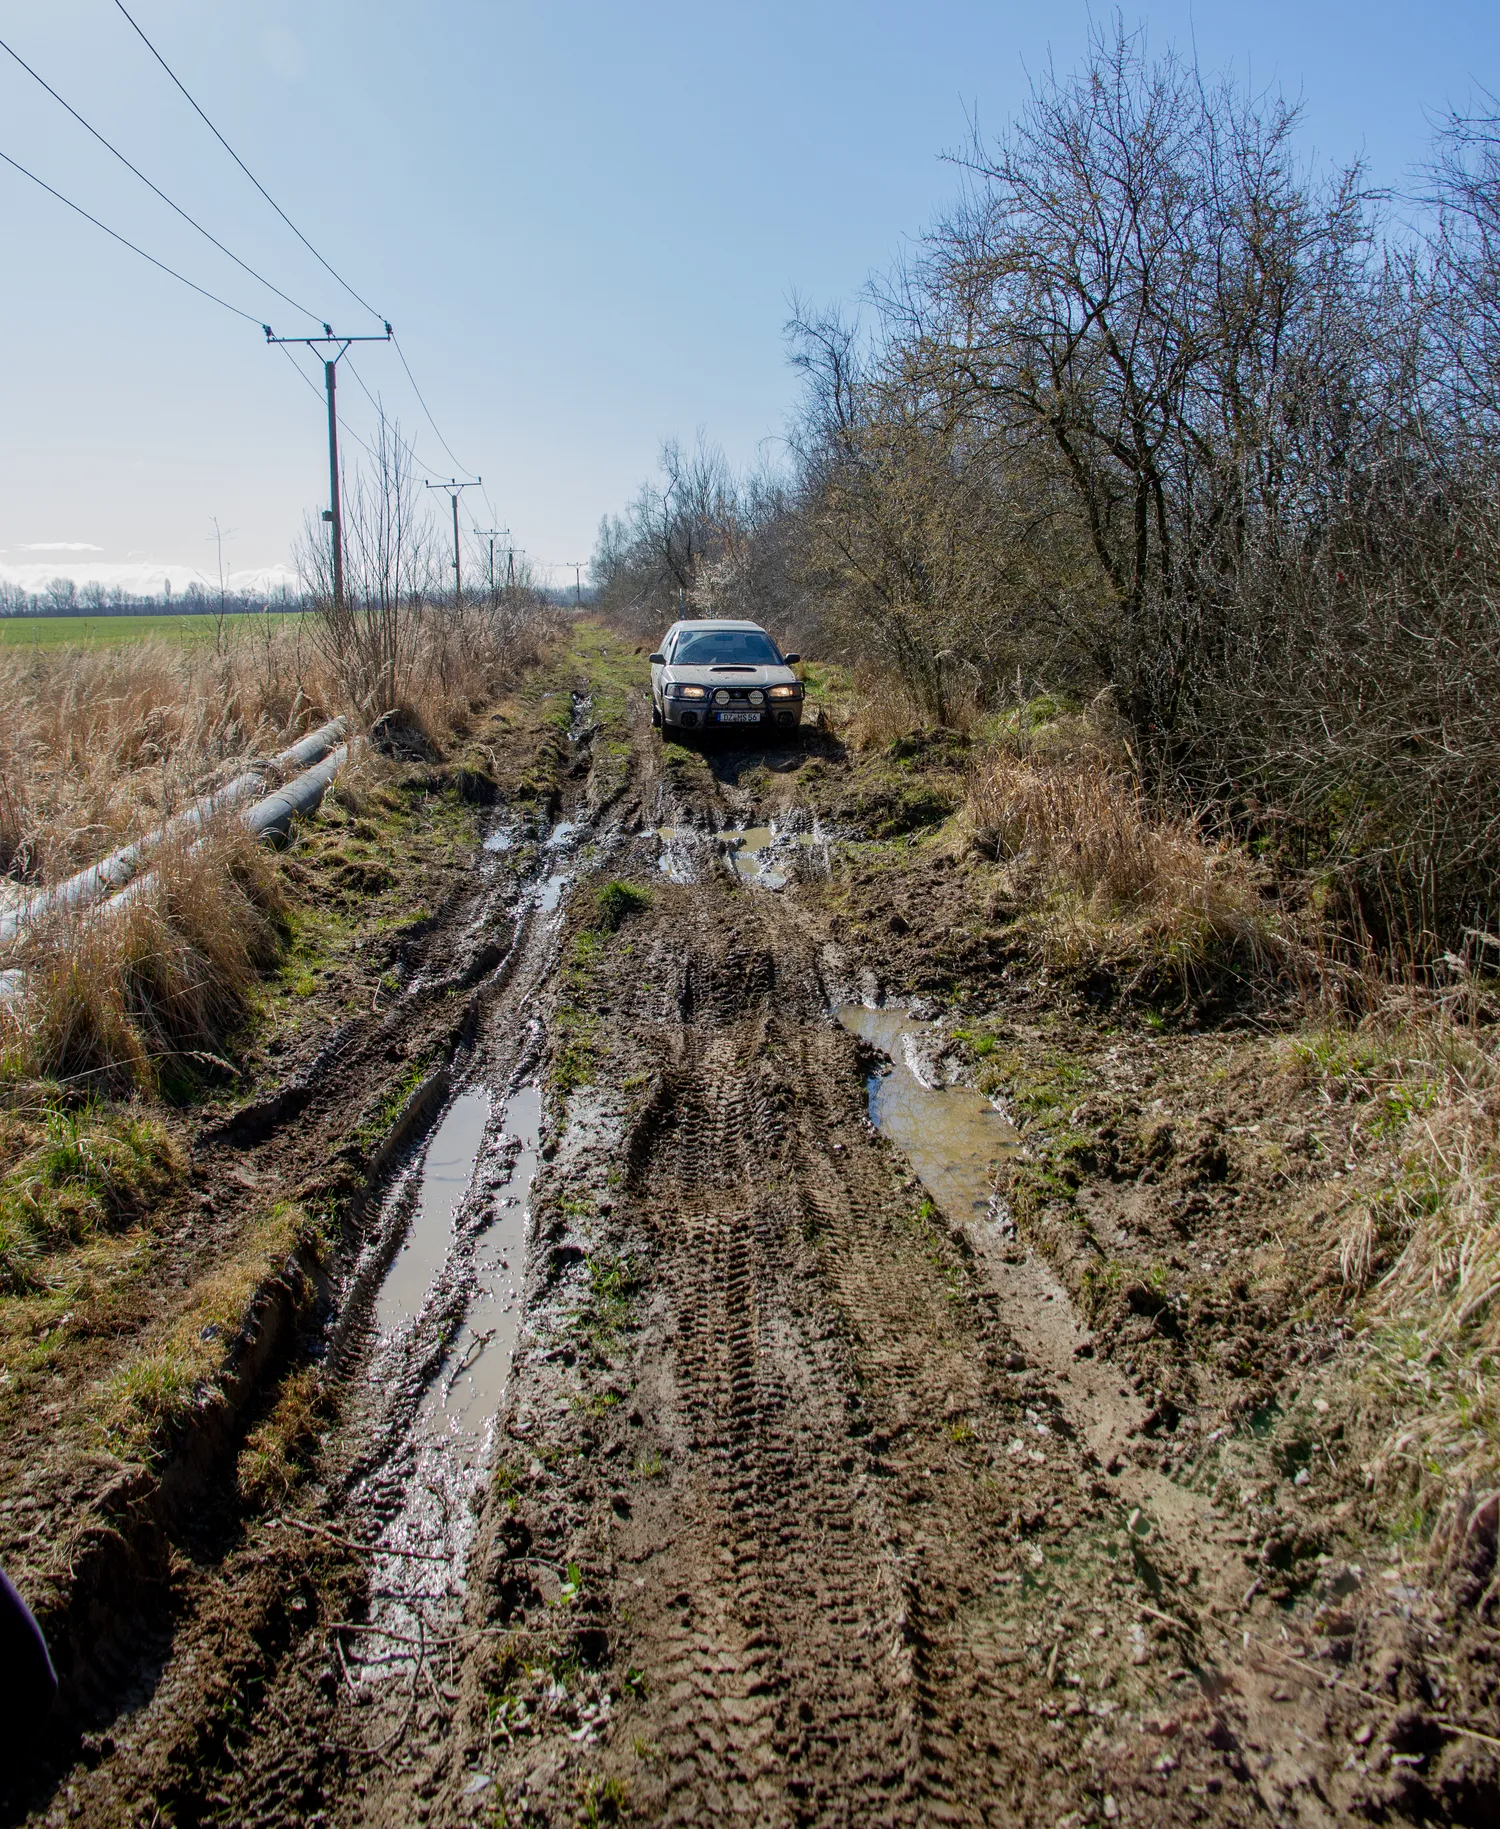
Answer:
19;541;103;553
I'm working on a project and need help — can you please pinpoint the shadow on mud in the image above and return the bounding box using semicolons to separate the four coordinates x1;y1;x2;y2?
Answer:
680;724;845;785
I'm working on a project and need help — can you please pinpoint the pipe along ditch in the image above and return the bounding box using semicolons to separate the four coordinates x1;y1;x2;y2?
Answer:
0;717;350;1003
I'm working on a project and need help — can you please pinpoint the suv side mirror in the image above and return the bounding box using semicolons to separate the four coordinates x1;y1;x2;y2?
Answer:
782;652;801;666
647;652;666;665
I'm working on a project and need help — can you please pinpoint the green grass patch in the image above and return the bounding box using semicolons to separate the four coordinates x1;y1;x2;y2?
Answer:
98;1200;327;1457
590;880;651;933
0;1104;179;1294
0;612;314;648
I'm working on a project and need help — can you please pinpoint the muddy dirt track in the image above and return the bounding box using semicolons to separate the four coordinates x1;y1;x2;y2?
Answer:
7;630;1498;1827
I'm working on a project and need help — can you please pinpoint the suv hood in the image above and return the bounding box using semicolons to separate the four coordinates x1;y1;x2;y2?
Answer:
662;662;797;690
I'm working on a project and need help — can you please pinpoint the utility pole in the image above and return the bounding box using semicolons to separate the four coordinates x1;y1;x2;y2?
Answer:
265;322;392;609
474;526;511;605
425;479;482;606
566;561;585;610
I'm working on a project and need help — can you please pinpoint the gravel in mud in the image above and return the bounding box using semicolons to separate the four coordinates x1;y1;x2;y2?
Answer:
6;629;1496;1828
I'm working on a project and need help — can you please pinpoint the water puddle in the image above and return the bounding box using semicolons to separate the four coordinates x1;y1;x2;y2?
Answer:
546;820;583;850
539;872;570;912
837;1004;1019;1222
649;824;706;883
483;827;514;853
725;823;820;889
839;1003;1166;1487
375;1090;491;1336
356;1080;542;1662
410;1083;540;1458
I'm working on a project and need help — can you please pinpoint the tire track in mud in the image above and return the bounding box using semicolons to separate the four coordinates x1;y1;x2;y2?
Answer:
631;1021;916;1821
459;880;1148;1827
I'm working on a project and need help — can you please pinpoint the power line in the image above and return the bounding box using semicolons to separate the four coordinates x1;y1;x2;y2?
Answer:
0;32;324;325
108;2;497;522
0;145;267;326
267;326;392;610
392;334;481;484
276;344;380;465
343;356;449;482
112;0;385;324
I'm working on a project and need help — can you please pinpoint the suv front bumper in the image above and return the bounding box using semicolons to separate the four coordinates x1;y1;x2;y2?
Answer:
662;697;804;733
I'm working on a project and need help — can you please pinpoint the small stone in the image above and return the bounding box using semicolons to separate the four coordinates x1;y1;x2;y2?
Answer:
1102;1795;1119;1821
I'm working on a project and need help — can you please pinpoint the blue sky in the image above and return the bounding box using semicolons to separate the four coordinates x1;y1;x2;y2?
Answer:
0;0;1495;595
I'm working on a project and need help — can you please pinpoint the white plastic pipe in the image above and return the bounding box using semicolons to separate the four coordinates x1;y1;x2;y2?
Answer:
0;718;346;947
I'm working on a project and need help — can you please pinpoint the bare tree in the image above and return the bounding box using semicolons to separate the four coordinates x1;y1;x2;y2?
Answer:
298;413;441;716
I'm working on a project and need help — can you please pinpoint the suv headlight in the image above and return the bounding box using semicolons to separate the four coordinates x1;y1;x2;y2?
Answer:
665;682;707;699
768;683;803;699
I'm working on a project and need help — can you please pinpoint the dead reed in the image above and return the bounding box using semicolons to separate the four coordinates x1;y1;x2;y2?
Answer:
964;710;1294;998
1;820;285;1097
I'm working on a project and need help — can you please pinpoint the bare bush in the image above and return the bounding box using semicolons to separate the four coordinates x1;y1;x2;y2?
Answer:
298;412;558;731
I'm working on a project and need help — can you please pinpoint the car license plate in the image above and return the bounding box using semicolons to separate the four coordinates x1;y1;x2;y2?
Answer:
716;710;761;723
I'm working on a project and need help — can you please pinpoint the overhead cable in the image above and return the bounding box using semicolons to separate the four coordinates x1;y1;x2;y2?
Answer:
0;33;324;325
112;0;385;323
276;344;380;465
0;145;266;325
343;356;449;482
392;334;481;483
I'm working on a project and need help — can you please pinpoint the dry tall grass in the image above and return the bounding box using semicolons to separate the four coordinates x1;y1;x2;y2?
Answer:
964;709;1295;997
0;625;335;889
0;603;556;894
1301;1014;1500;1514
840;663;986;750
1;821;285;1096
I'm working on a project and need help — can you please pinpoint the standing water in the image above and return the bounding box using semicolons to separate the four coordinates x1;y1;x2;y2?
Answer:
354;1081;543;1657
837;1005;1019;1222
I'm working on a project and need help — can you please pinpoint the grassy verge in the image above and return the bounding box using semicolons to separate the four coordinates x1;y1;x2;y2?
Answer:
97;1199;330;1461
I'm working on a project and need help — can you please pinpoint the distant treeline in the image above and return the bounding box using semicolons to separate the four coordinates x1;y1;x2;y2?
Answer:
0;579;305;618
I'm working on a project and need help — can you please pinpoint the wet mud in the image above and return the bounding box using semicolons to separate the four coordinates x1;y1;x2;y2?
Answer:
8;632;1497;1828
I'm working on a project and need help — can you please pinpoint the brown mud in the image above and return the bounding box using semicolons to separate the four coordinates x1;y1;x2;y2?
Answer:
3;627;1496;1826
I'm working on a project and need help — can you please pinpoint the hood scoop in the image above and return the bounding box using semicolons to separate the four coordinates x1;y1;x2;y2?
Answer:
708;665;759;673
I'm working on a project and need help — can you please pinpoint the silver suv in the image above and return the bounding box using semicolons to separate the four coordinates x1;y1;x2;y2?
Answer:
648;619;805;737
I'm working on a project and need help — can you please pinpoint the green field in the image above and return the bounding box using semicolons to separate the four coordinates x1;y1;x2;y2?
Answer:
0;612;313;648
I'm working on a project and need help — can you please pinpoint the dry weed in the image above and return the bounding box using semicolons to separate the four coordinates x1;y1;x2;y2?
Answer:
0;604;558;894
1282;1011;1500;1518
0;627;337;888
840;664;985;750
2;821;284;1095
965;735;1293;997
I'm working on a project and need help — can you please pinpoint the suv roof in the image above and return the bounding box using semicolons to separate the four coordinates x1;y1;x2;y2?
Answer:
664;619;766;636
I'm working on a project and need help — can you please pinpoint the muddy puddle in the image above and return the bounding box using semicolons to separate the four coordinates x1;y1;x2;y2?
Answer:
724;823;821;889
375;1090;492;1336
351;1080;543;1667
842;1002;1184;1498
647;820;825;889
838;1003;1019;1222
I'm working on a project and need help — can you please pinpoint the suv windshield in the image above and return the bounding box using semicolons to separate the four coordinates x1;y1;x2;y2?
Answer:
671;628;781;667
